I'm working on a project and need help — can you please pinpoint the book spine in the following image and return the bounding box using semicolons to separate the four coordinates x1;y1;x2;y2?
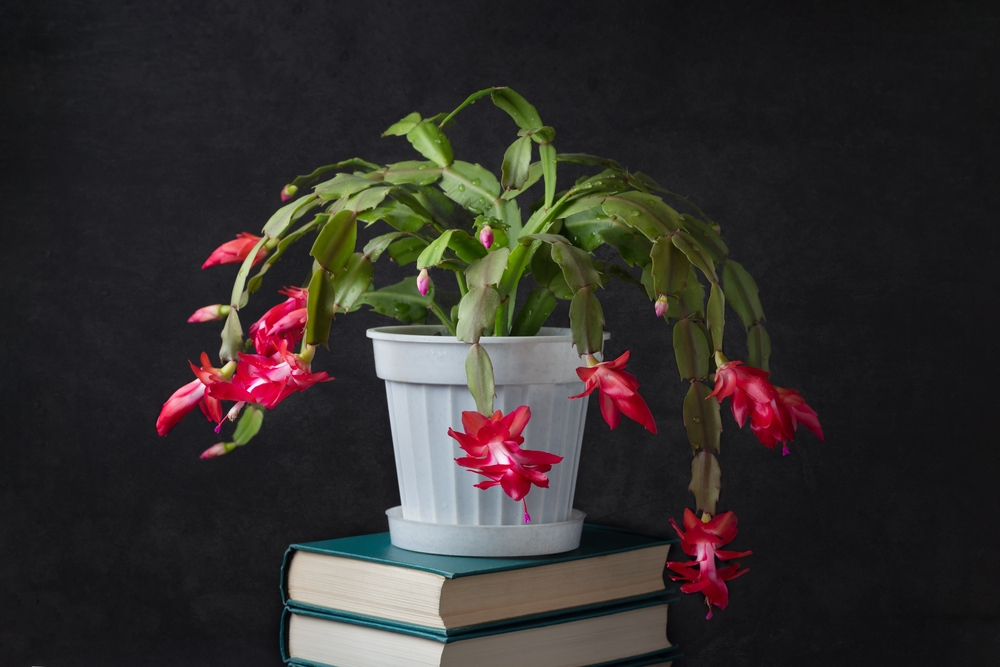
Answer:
279;606;291;662
279;546;296;605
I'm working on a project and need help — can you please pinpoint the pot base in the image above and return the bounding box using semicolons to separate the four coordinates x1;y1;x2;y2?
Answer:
385;506;586;557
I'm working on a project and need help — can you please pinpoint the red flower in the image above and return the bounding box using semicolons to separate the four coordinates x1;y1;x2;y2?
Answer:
708;360;822;454
666;509;752;620
208;341;331;413
201;232;268;269
248;287;308;356
569;351;657;433
448;406;563;515
776;386;825;442
156;353;224;436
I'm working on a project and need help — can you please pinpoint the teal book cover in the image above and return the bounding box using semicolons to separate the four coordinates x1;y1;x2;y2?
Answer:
280;523;677;601
280;598;683;666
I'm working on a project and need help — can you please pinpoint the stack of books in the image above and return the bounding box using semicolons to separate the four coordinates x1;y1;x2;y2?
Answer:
279;524;681;667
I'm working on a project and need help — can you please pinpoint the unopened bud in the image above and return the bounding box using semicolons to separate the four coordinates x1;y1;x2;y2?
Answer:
654;295;669;318
187;304;230;323
479;225;494;250
200;442;235;459
280;184;299;201
417;268;431;296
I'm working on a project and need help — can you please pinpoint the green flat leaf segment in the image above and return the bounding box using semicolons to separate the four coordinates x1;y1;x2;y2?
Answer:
466;247;510;287
262;194;320;238
233;405;264;446
313;174;380;202
501;136;532;192
355;277;432;323
456;286;501;344
406;121;453;168
382;112;421;136
379;161;442;186
306;267;336;346
310;210;358;275
491;88;543;130
363;232;407;262
441;161;502;216
569;287;605;355
551;242;601;292
707;282;725;351
683;380;721;454
332;253;374;313
219;308;243;362
688;451;722;516
229;235;269;307
562;208;612;253
466;344;495;415
722;259;765;329
416;230;457;270
671;230;719;283
673;318;711;380
650;237;690;298
386;236;428;266
601;192;677;241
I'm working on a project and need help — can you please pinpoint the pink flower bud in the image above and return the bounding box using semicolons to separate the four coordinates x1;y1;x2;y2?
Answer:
187;304;230;323
202;233;268;269
654;294;669;318
280;184;298;201
417;268;431;296
200;442;232;459
479;225;494;250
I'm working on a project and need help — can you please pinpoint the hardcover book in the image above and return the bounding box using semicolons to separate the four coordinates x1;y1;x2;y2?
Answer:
281;524;676;631
280;596;682;667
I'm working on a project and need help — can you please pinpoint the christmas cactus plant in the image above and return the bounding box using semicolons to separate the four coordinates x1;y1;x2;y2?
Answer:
157;87;822;617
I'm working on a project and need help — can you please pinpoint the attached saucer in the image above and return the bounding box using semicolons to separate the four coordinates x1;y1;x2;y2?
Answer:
385;506;586;557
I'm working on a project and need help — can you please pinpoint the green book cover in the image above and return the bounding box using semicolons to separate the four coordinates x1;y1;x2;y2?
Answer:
280;523;677;602
280;600;683;666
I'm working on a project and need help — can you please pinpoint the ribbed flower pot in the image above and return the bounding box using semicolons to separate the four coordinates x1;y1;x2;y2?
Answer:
367;325;607;557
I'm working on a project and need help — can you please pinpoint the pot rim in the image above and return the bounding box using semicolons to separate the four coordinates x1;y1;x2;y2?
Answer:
367;325;609;345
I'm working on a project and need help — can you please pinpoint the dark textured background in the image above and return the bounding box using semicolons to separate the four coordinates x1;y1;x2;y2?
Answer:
2;1;998;665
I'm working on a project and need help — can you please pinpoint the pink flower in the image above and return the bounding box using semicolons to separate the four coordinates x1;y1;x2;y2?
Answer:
280;184;298;201
654;295;669;318
708;360;822;454
187;304;229;323
248;287;309;356
201;232;268;269
156;353;224;436
570;351;657;433
479;225;494;250
666;509;752;620
417;268;431;296
207;341;331;413
448;406;563;513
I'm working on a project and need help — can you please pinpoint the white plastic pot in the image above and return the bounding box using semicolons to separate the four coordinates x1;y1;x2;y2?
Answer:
367;325;607;557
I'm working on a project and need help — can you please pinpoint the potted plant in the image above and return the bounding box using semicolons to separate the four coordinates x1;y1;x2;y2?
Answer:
156;87;822;617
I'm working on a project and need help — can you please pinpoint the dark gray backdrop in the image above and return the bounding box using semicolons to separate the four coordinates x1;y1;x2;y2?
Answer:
2;1;997;665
